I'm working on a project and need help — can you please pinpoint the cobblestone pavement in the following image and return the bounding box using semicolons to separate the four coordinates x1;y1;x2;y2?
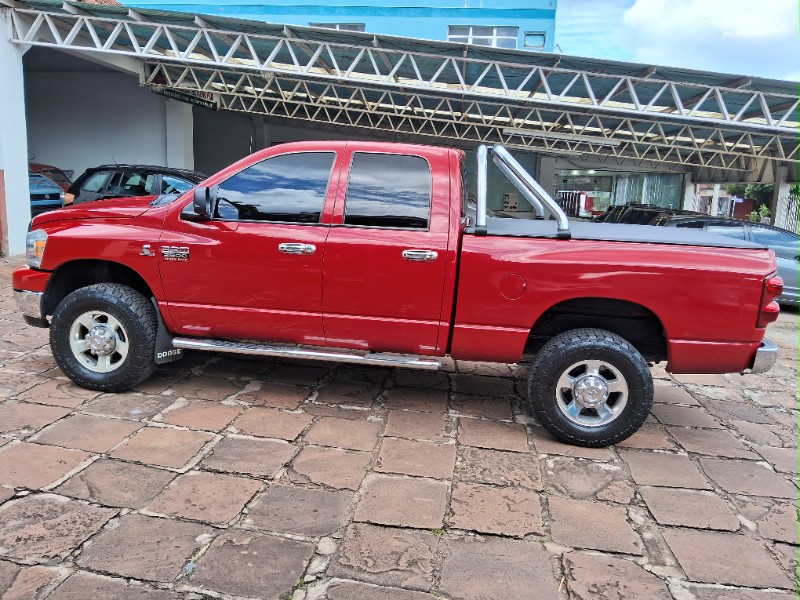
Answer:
0;257;797;600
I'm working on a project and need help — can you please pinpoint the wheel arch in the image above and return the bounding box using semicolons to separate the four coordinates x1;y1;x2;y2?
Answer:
43;260;155;318
526;297;668;363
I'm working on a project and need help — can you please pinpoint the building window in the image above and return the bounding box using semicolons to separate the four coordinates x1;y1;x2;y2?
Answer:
524;32;546;50
447;26;518;49
309;23;365;32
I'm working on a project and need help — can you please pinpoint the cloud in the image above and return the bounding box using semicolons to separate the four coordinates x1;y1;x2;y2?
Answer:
555;0;800;80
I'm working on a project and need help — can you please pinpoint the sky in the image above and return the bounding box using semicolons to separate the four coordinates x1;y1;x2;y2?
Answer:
555;0;800;81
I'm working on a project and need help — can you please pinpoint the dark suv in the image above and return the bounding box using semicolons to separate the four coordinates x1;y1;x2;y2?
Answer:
65;165;206;205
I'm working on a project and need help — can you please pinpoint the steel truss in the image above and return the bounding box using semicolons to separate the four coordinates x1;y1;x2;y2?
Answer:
6;4;799;173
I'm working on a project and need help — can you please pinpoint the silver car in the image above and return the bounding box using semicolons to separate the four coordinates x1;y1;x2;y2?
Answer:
664;216;798;306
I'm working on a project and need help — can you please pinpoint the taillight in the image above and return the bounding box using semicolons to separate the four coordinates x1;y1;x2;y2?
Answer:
757;275;783;328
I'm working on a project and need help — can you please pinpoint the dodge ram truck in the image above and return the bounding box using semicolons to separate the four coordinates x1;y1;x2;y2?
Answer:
12;141;782;447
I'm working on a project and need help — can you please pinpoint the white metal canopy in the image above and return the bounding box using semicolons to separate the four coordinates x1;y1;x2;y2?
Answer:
4;0;798;179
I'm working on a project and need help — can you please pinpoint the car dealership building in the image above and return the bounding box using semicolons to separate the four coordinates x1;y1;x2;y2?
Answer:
0;0;797;255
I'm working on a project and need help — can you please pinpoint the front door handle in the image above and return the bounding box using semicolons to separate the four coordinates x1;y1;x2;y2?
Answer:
402;249;438;262
278;242;316;255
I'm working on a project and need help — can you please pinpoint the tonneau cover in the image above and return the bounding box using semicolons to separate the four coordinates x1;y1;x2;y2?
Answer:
469;218;765;250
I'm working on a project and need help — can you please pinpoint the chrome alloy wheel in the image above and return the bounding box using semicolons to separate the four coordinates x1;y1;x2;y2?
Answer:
555;359;629;428
68;310;130;374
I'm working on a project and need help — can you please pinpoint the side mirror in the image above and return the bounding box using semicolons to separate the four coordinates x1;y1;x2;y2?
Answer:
192;185;218;218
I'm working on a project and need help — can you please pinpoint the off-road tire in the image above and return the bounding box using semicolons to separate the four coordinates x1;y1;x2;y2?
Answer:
50;283;158;392
528;328;653;447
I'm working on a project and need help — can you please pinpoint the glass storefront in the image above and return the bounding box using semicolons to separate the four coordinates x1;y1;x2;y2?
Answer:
554;169;684;218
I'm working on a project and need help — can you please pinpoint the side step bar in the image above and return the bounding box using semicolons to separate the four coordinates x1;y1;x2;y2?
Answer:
172;337;442;371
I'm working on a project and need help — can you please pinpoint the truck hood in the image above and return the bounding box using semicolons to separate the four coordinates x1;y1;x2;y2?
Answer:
32;196;156;226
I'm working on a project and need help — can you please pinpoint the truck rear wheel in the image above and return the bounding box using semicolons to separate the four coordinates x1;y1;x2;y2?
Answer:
50;283;158;392
528;328;653;447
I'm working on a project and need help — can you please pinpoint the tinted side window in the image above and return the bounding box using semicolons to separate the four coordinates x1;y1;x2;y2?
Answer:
344;153;431;229
674;221;704;228
750;226;800;259
215;153;335;223
82;171;111;193
706;222;745;240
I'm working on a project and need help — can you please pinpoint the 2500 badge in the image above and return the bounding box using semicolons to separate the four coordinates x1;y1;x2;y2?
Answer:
161;246;189;261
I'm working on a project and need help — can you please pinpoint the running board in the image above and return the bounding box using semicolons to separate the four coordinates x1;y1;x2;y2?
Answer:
172;337;442;370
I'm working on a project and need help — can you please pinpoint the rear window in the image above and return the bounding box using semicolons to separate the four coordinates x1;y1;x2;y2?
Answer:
343;153;431;229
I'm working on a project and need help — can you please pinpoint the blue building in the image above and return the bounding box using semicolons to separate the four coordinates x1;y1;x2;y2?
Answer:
123;0;558;52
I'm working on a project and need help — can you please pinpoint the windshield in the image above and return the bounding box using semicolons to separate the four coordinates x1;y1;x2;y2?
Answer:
40;169;71;185
29;174;62;192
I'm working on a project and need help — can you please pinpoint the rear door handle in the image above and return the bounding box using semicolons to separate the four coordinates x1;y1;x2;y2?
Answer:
402;249;438;262
278;242;316;255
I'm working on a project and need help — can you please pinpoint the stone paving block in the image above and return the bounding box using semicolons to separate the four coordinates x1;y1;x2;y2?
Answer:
0;565;64;600
0;372;46;399
700;458;796;498
0;494;116;565
662;529;793;588
754;446;798;474
0;438;8;448
549;496;641;554
668;427;759;459
673;585;796;600
170;375;244;401
772;542;798;576
456;361;515;377
316;381;379;407
0;560;17;594
6;352;57;375
327;580;438;600
0;487;12;505
543;457;628;499
596;481;636;504
201;435;294;478
457;446;542;489
617;424;677;450
48;572;178;600
731;420;784;446
32;414;142;453
77;514;208;582
243;484;351;536
451;373;515;397
161;401;243;431
449;394;512;420
305;404;369;420
334;365;392;385
384;387;448;413
732;497;799;544
620;450;712;489
82;393;174;420
237;381;310;409
530;427;612;459
384;410;451;442
652;404;722;428
354;474;448;529
132;369;186;395
233;407;313;440
111;427;213;469
330;523;438;590
450;483;543;537
288;445;371;490
305;417;381;451
261;363;330;386
564;552;671;600
458;418;528;452
15;380;100;409
0;402;71;436
653;384;701;405
0;442;90;489
439;536;559;600
146;471;260;525
639;487;739;531
189;530;314;599
697;396;771;424
672;373;728;386
376;438;456;479
201;356;269;379
56;459;174;509
392;370;450;390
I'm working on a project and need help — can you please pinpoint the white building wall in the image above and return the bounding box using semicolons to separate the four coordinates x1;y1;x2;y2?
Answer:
25;72;170;180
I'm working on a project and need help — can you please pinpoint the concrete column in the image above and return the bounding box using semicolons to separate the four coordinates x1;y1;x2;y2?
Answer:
165;100;194;170
0;13;30;256
710;184;721;217
536;156;557;198
682;172;695;211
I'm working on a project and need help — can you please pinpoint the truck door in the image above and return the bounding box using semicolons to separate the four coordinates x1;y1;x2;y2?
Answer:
159;151;339;345
322;150;451;355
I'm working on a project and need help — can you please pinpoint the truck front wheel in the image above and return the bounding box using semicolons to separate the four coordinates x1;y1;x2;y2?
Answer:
528;328;653;447
50;283;158;392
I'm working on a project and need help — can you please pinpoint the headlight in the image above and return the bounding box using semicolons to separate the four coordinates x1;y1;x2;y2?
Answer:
26;229;48;269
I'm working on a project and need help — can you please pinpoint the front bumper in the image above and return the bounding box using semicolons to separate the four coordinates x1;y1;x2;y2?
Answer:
742;338;778;374
13;290;47;327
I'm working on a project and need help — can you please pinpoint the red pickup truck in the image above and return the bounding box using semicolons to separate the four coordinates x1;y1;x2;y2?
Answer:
12;141;781;447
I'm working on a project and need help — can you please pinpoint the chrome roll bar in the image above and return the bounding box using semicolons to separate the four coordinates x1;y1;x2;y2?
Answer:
475;145;488;235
